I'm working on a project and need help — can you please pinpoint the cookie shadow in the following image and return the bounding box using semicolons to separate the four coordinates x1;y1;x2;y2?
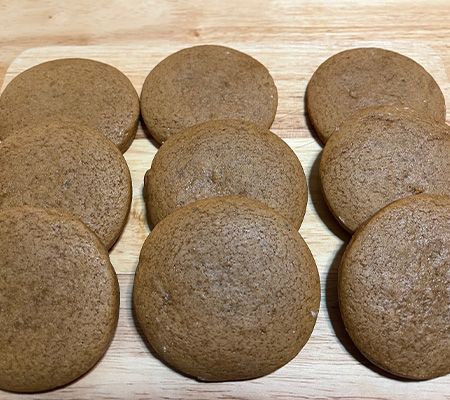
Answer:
140;116;161;149
108;208;132;254
309;154;350;242
326;244;411;382
303;85;324;147
141;184;154;232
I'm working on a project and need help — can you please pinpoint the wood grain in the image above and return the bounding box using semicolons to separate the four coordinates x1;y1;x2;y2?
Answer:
2;42;449;141
1;41;449;399
0;1;450;84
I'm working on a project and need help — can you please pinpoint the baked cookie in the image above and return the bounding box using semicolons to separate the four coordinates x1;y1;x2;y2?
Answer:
140;45;278;144
0;121;132;249
306;47;446;143
339;194;450;380
320;106;450;232
133;196;320;381
144;119;307;228
0;206;119;393
0;58;140;152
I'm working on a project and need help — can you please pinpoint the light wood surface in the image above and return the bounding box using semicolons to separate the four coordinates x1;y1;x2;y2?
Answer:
1;8;450;400
1;1;450;96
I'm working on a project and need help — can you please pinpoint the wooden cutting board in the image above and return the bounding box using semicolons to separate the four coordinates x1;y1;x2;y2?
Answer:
1;43;449;400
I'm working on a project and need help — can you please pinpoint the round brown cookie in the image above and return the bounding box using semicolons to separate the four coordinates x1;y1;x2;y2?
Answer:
320;106;450;232
306;47;446;143
0;121;132;249
133;196;320;381
140;45;278;144
339;194;450;380
0;58;140;152
0;206;119;393
144;119;307;228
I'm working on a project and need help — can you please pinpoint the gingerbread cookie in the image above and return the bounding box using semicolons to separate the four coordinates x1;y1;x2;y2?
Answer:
133;196;320;381
0;121;132;249
320;106;450;232
306;48;446;143
339;194;450;380
0;206;119;392
140;45;278;144
0;58;140;152
145;119;307;228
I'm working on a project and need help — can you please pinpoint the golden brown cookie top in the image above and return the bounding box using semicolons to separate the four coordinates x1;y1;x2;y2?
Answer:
339;194;450;380
0;206;119;393
0;120;132;249
144;119;307;228
306;48;446;143
320;106;450;232
133;196;320;381
140;45;278;144
0;58;140;152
